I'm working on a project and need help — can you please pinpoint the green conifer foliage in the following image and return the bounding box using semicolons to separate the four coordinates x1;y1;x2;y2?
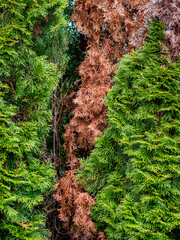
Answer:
0;0;67;239
78;19;180;240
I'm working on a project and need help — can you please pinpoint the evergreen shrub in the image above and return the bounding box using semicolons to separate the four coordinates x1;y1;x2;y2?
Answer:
78;19;180;240
0;0;67;239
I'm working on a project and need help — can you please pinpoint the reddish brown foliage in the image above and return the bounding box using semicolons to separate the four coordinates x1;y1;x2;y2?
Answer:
132;0;180;60
18;222;30;230
54;1;149;239
55;170;98;239
64;0;148;167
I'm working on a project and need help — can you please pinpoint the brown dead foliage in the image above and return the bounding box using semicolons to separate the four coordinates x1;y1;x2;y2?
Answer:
54;1;148;239
132;0;180;60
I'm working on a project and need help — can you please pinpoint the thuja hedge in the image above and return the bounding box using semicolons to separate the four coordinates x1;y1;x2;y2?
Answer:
0;0;67;239
78;19;180;240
